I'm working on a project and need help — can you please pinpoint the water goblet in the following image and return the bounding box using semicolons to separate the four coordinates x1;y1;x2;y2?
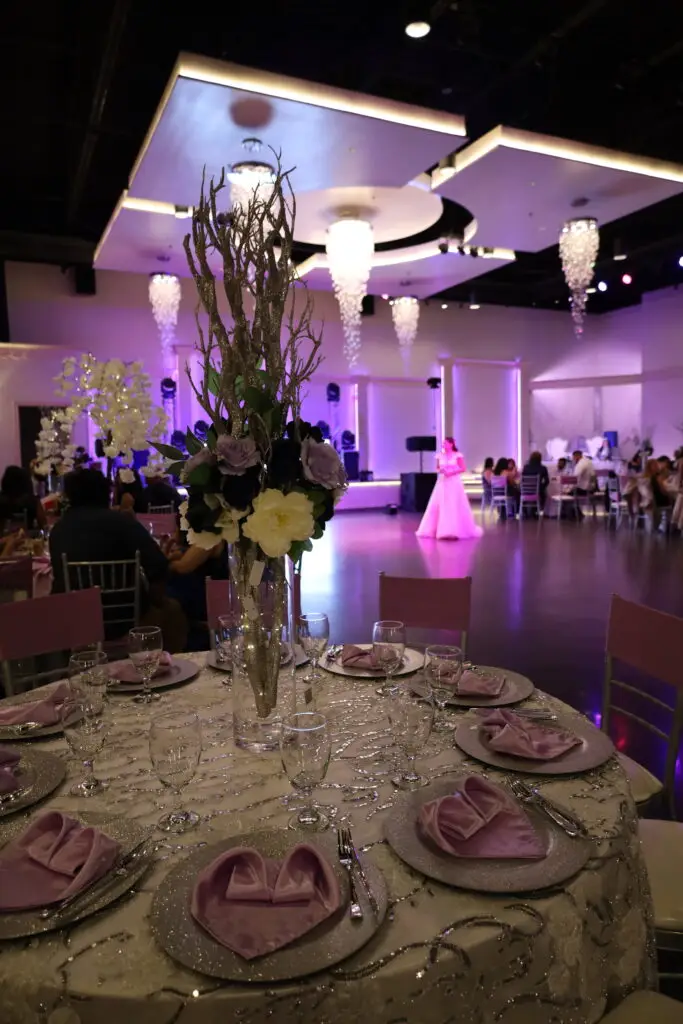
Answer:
61;693;110;797
280;711;331;832
386;680;435;789
425;645;463;731
298;613;330;682
149;710;202;833
128;626;163;704
68;650;109;698
373;620;406;696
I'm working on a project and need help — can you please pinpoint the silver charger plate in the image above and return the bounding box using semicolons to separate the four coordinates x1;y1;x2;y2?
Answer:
412;666;535;708
0;748;65;819
0;684;68;741
110;657;200;693
324;644;424;679
150;828;388;982
385;777;591;893
454;714;615;775
206;644;309;673
0;811;151;938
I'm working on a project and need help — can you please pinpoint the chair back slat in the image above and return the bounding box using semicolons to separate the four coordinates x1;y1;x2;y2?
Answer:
0;589;104;661
520;475;540;497
138;513;176;536
62;554;141;637
491;477;508;497
379;573;471;634
206;578;232;631
607;595;683;691
148;504;174;515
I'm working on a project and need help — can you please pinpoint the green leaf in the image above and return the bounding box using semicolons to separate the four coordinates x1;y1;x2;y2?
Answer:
186;462;211;486
244;386;273;416
166;460;185;476
313;521;324;540
207;365;221;397
185;429;203;455
207;427;218;451
151;442;186;461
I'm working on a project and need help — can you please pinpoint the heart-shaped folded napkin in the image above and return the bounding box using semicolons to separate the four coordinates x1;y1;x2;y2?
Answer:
0;681;71;728
340;645;381;670
419;775;546;859
108;651;173;684
450;669;505;697
0;745;20;795
479;709;581;760
191;843;342;960
0;810;120;910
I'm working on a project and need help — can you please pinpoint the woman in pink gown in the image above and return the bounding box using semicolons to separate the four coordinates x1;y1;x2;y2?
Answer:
416;438;483;540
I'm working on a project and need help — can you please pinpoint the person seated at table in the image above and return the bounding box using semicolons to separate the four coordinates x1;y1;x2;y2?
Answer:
570;449;596;520
113;468;148;514
144;472;182;511
0;466;47;533
481;457;494;509
161;528;229;650
49;469;188;647
521;451;550;511
493;457;519;517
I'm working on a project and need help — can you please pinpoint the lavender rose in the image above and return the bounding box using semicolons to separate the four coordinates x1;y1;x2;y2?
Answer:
301;437;347;490
216;435;260;476
181;447;215;481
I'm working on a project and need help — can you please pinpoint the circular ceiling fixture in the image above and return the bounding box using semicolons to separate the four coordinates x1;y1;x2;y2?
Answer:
405;20;431;38
326;218;374;369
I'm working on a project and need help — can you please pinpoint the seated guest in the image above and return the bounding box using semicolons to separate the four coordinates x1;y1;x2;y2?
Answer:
144;472;182;511
645;458;674;511
522;451;550;510
0;466;47;533
507;458;521;485
571;449;596;520
555;456;568;475
49;469;172;638
113;468;148;514
492;457;519;517
481;457;494;508
163;530;229;650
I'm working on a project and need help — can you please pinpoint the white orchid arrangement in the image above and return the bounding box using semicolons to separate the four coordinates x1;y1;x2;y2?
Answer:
34;412;79;477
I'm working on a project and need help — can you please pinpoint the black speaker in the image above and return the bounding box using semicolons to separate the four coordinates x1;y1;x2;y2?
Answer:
361;295;375;316
400;473;437;513
343;450;360;481
406;436;437;452
71;265;97;295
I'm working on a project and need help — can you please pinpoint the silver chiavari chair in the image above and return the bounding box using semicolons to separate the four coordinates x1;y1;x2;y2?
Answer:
61;552;141;640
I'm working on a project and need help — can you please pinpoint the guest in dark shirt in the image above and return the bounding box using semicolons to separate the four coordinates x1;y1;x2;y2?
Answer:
144;473;182;511
522;451;550;510
0;466;47;533
113;468;148;514
50;469;167;596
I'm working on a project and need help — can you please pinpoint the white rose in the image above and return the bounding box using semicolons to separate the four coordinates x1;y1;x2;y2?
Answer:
118;468;135;484
178;500;189;532
242;489;315;559
187;529;221;551
215;506;248;543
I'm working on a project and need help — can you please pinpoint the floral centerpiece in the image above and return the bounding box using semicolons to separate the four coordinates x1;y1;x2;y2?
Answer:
152;158;346;737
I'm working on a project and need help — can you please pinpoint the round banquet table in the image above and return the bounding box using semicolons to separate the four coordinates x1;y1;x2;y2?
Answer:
0;656;656;1024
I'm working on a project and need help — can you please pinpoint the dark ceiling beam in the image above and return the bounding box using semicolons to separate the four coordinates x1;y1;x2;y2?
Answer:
66;0;131;231
0;231;94;266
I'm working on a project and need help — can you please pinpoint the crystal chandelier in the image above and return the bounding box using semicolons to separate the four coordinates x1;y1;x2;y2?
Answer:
326;218;374;368
228;162;276;217
148;273;181;376
559;217;599;335
391;296;420;356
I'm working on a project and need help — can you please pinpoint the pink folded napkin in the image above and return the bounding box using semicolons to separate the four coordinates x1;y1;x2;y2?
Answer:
191;843;342;960
0;681;71;728
451;669;505;697
0;810;120;910
419;775;546;859
340;645;381;670
108;651;173;683
479;709;581;760
0;746;20;795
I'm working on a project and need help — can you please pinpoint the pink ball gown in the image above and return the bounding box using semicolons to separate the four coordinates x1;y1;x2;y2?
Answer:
416;451;483;540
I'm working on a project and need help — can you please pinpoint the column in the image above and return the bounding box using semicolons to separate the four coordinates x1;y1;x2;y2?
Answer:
353;377;370;472
439;359;454;441
174;345;195;435
518;361;531;464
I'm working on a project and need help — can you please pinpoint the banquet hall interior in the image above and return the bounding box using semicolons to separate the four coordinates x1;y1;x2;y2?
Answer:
1;2;683;1021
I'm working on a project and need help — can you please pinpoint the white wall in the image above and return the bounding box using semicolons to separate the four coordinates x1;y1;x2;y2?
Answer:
453;362;518;469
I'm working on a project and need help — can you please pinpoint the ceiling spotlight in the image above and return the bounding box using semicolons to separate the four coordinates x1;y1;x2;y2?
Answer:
621;273;633;285
405;20;431;38
678;256;683;268
469;303;480;310
586;287;597;294
174;205;192;219
597;281;607;292
469;290;480;310
441;303;448;309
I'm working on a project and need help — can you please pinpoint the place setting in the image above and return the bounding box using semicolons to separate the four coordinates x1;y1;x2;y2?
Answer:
323;619;423;689
0;744;65;818
150;708;388;982
206;612;310;674
107;626;200;702
410;644;535;713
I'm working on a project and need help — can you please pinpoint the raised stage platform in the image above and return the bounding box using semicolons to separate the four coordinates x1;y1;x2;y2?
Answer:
336;475;483;511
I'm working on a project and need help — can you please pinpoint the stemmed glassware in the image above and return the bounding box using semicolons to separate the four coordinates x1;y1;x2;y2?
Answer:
128;626;163;704
373;620;406;696
61;692;111;796
68;650;109;698
425;645;463;731
149;710;202;833
386;680;435;789
298;613;330;682
280;711;331;832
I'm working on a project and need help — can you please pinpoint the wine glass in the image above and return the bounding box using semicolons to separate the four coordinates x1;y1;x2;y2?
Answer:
61;693;110;796
373;620;406;696
386;681;435;789
149;710;202;833
280;711;331;832
68;650;109;698
128;626;163;704
425;645;463;731
298;613;330;682
216;614;234;664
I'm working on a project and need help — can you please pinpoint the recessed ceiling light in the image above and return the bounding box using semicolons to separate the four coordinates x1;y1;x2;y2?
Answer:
597;281;608;292
405;20;431;38
441;303;448;309
679;256;683;268
621;273;633;285
613;253;627;261
469;303;481;310
586;287;597;294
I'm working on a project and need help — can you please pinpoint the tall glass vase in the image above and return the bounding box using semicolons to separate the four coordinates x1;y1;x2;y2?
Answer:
230;542;293;752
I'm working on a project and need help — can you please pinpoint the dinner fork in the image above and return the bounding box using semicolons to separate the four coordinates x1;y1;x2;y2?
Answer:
509;779;587;838
336;828;363;920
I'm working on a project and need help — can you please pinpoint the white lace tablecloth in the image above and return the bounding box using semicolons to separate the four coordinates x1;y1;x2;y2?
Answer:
0;657;656;1024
